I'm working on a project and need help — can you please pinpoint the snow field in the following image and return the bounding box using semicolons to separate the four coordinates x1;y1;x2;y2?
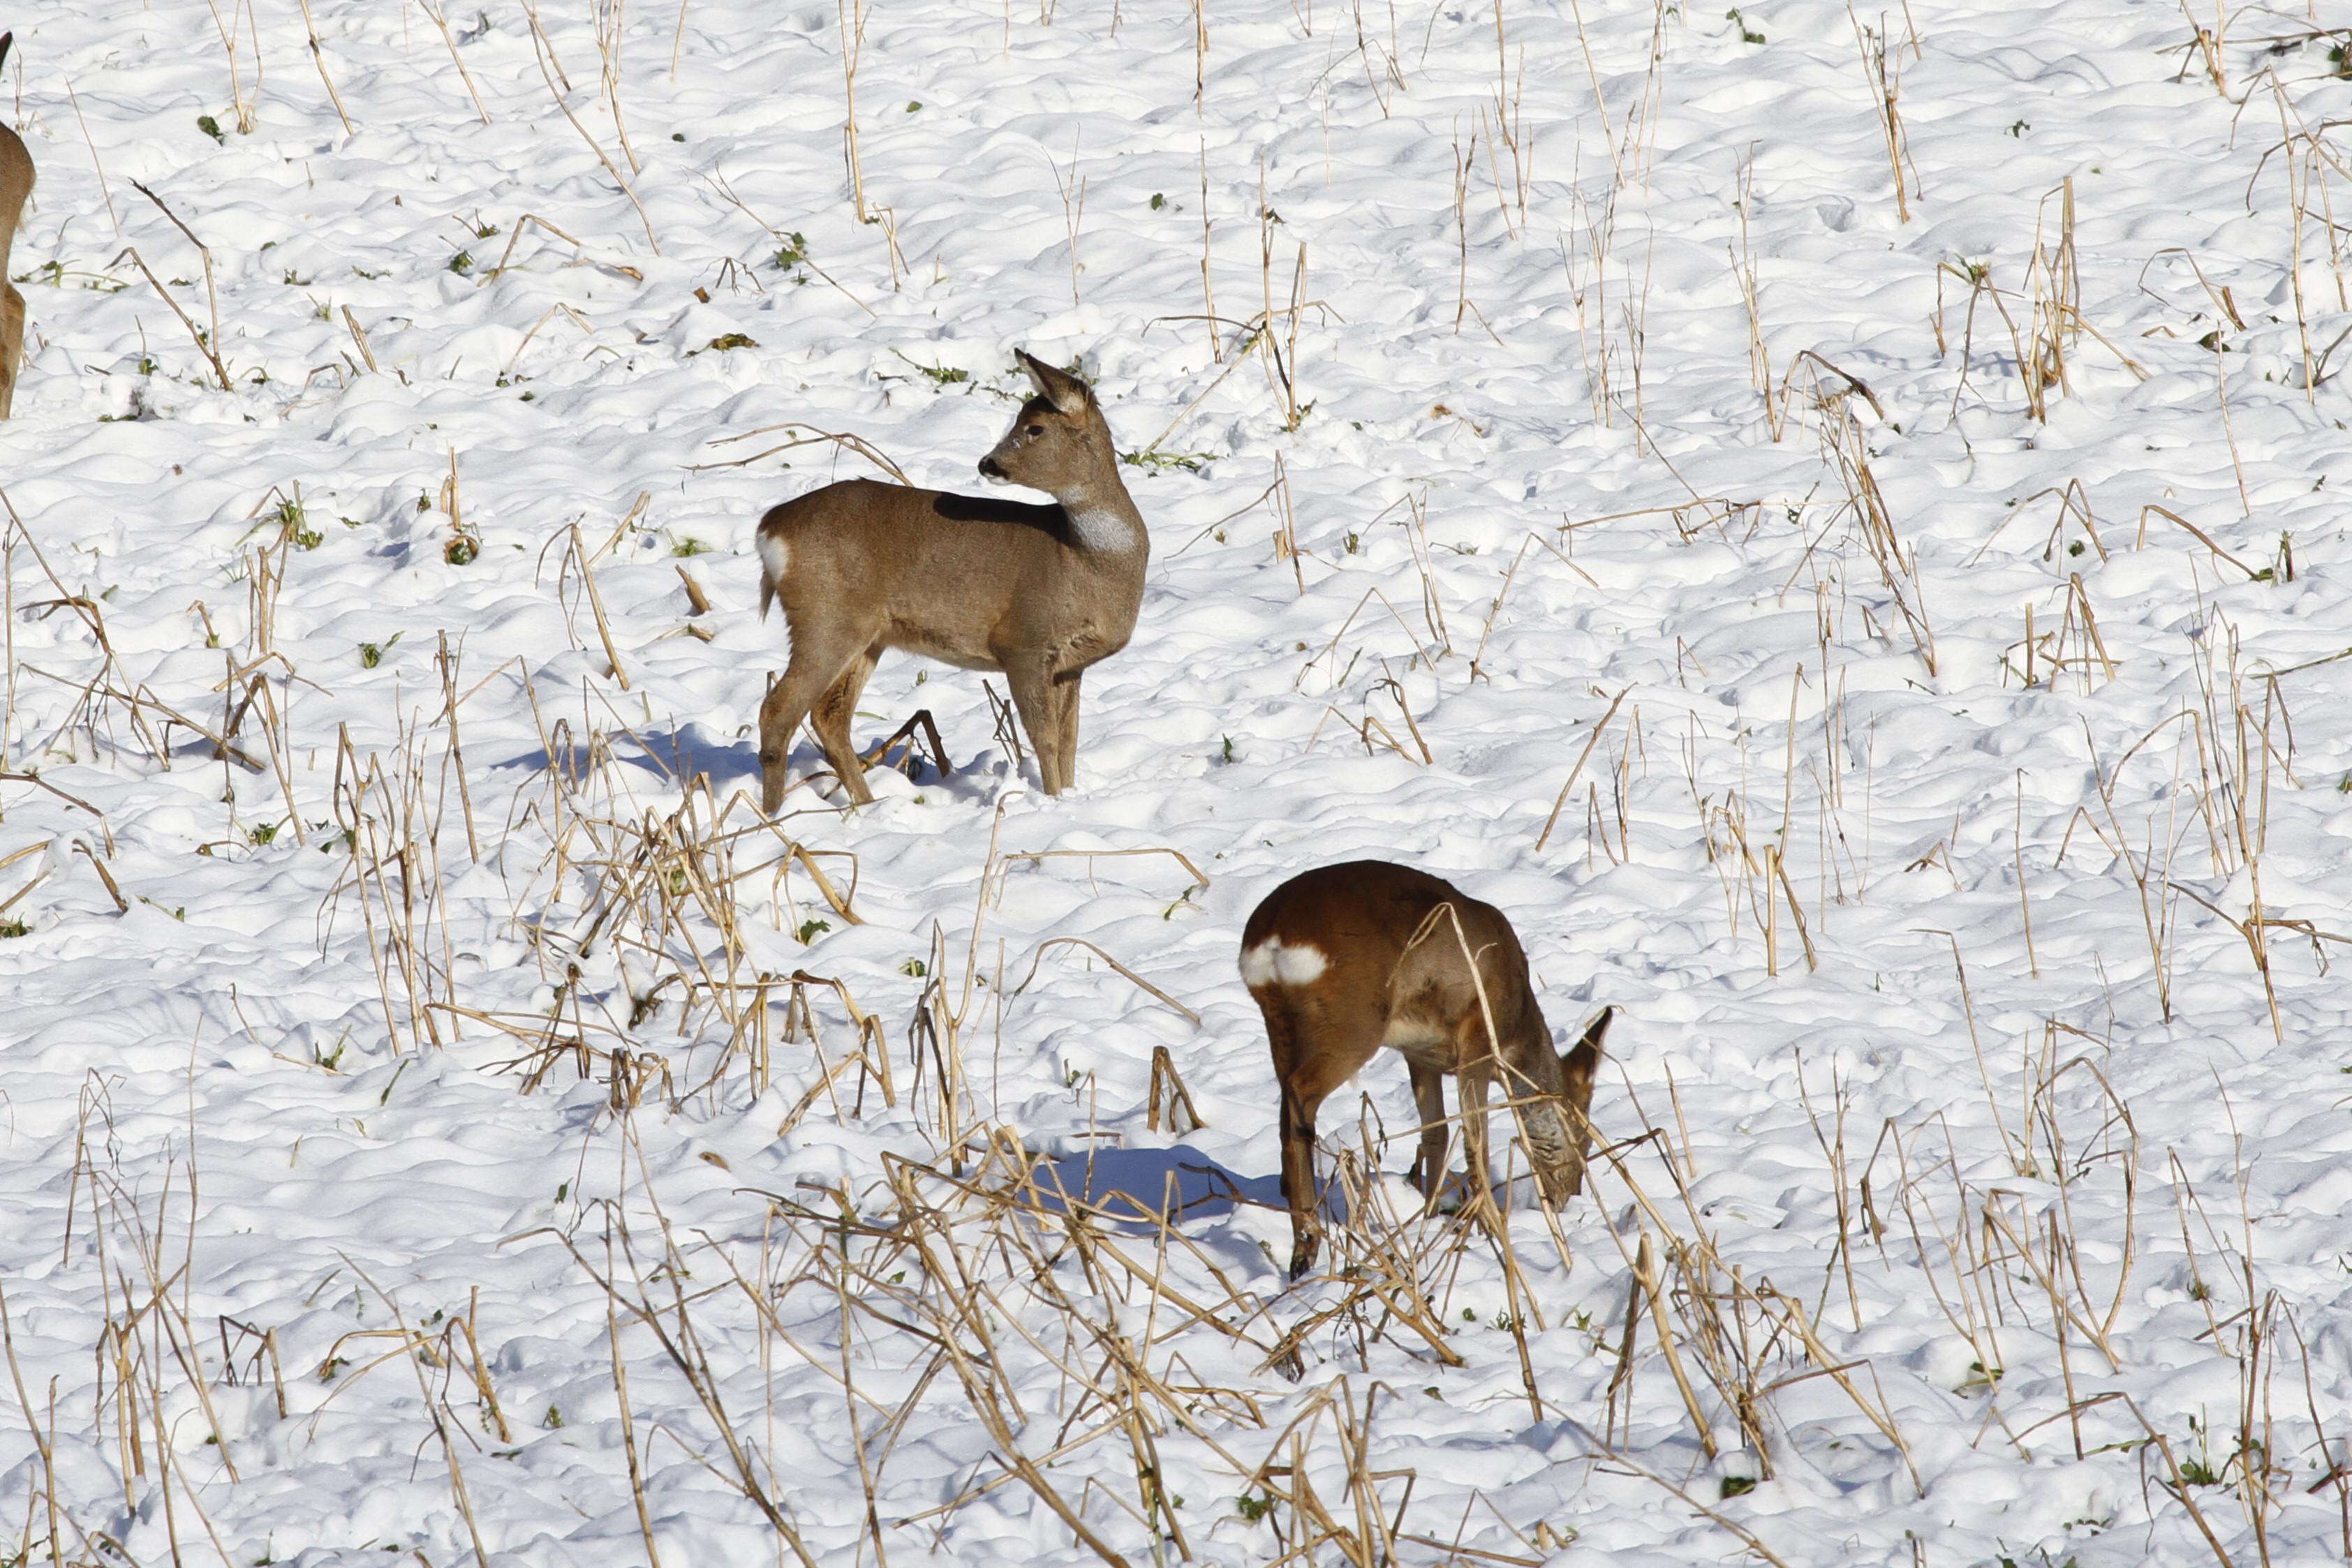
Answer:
3;0;2352;1563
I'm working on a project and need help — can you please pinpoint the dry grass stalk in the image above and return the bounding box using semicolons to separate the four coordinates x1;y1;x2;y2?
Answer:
1292;579;1440;695
1850;10;1914;220
1732;152;1780;438
552;1120;1545;1565
1795;365;1936;677
461;720;880;1108
2213;330;2254;516
1191;0;1208;110
2137;503;2262;578
548;522;631;688
13;513;264;787
1488;54;1531;230
992;845;1210;908
1618;0;1671;188
417;0;493;124
1467;529;1598;682
328;723;454;1052
1347;0;1404;113
1565;0;1624;187
2176;0;2226;94
1536;688;1629;850
697;420;911;482
201;0;261;133
292;0;355;132
1562;186;1619;423
2019;178;2083;409
486;212;589;280
1014;936;1199;1025
837;0;871;218
120;182;234;392
341;304;385;377
2256;84;2321;394
1450;123;1499;341
1972;478;2111;570
556;1209;825;1567
1146;1044;1206;1132
1764;845;1817;972
1269;451;1304;590
525;1;661;253
593;0;643;173
1574;1116;1816;1484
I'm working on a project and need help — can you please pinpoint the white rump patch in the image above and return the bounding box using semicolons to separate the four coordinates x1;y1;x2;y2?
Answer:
1240;938;1328;989
755;533;790;616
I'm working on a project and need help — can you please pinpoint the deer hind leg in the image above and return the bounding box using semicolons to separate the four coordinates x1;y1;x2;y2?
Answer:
0;284;22;420
1257;990;1382;1280
758;629;879;812
804;642;884;806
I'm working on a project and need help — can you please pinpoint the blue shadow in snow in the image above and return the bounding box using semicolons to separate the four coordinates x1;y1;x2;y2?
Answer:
1028;1146;1287;1229
489;715;1014;808
488;718;757;790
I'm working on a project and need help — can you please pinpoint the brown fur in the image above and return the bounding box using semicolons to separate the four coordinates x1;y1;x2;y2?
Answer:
754;350;1148;808
0;35;34;420
1241;859;1610;1278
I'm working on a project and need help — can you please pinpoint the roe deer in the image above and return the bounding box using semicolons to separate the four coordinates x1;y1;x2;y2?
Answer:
0;34;33;420
754;350;1148;810
1241;859;1611;1278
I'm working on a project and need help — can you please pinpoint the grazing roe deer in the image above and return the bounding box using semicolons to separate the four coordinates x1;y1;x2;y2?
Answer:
755;350;1148;810
0;34;33;420
1241;859;1611;1278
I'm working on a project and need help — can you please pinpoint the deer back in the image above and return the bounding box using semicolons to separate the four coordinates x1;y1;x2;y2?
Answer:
0;131;24;258
1386;890;1556;1082
0;38;29;265
1243;860;1552;1070
758;481;1142;665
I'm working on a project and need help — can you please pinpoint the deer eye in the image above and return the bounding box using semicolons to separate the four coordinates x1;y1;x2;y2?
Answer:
1025;424;1044;436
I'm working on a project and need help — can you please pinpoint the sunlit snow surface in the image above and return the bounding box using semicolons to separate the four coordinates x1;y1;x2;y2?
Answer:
3;0;2352;1563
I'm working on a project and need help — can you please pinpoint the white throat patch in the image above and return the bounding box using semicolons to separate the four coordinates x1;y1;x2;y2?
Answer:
1067;507;1139;552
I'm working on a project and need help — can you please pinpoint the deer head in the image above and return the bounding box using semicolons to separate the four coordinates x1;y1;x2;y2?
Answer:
977;350;1123;513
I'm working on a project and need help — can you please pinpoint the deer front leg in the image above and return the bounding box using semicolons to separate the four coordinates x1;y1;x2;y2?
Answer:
0;285;22;420
1407;1061;1449;1205
1456;1067;1497;1225
1044;667;1083;794
997;651;1067;794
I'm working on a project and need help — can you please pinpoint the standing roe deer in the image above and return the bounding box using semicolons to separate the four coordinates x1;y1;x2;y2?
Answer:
1241;859;1611;1278
755;350;1148;811
0;34;34;420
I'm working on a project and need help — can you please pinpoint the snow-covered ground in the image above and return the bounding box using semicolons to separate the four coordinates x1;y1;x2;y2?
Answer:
4;0;2352;1561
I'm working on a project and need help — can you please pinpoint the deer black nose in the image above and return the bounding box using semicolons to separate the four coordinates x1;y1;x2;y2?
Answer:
977;455;1005;478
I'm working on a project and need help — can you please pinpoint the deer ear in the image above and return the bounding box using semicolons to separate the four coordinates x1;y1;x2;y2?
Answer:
1560;1005;1613;1093
1015;349;1092;414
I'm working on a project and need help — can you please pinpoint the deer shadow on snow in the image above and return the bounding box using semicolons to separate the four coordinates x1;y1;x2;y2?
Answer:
1028;1145;1285;1229
1025;1144;1416;1243
490;713;1016;808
